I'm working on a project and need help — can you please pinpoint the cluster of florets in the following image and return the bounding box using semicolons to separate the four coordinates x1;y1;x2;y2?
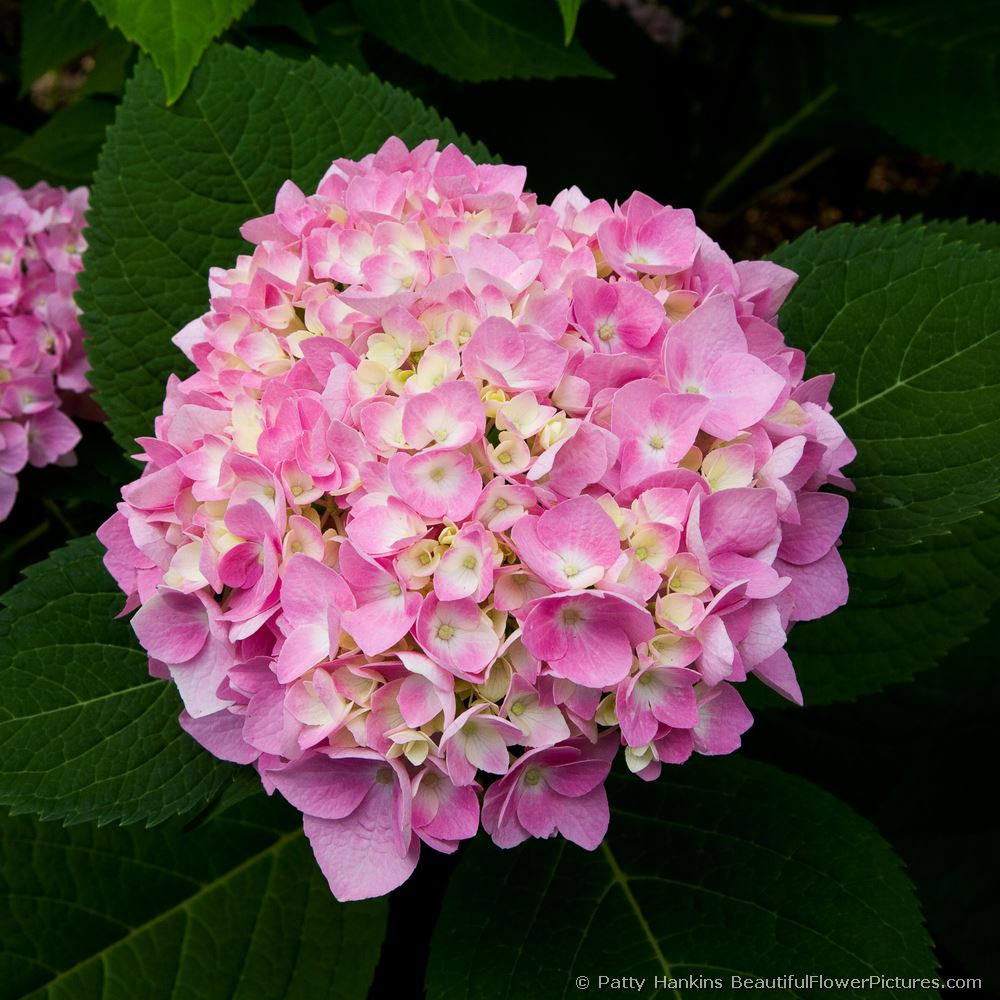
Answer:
100;138;854;900
0;178;90;519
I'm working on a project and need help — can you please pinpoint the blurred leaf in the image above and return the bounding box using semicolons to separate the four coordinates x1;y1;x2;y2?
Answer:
312;5;368;71
0;99;114;187
312;31;368;72
19;0;108;91
352;0;610;82
833;2;1000;175
241;0;318;43
746;614;1000;988
427;759;937;998
875;618;1000;989
556;0;583;44
0;124;25;156
79;46;490;454
79;31;137;98
769;221;1000;547
0;537;236;826
787;502;1000;704
0;797;387;999
703;83;836;208
87;0;255;104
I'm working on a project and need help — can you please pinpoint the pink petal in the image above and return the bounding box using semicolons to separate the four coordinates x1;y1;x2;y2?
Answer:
415;594;500;677
774;548;849;622
267;752;380;820
693;683;753;755
167;635;234;718
346;497;427;557
752;648;803;706
179;708;259;764
304;784;419;901
778;491;849;565
701;352;786;438
275;624;330;683
132;591;210;664
388;450;482;521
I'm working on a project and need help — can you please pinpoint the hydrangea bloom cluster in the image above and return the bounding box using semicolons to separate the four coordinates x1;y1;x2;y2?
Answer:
1;177;90;519
100;138;854;900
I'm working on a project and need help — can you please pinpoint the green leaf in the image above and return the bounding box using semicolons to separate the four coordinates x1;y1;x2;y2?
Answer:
0;536;235;826
19;0;108;89
427;758;937;998
786;502;1000;704
352;0;610;82
903;216;1000;255
87;0;255;104
79;46;491;455
769;221;1000;547
833;2;1000;175
0;797;386;999
555;0;583;44
0;99;115;188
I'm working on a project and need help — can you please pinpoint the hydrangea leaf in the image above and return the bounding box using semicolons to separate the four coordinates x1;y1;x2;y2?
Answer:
352;0;610;82
833;2;1000;175
769;221;1000;547
427;758;937;998
78;45;492;455
555;0;584;44
0;797;387;999
786;502;1000;705
86;0;255;104
0;536;236;826
904;216;1000;254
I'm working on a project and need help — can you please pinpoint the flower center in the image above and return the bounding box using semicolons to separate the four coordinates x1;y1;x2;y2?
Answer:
437;623;456;641
561;606;583;626
523;767;542;786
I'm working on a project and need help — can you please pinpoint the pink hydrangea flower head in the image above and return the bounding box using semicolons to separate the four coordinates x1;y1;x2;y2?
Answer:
100;139;854;901
0;177;91;518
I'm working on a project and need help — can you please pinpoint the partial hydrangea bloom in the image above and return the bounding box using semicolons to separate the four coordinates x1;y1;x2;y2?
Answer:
0;177;90;519
100;138;854;900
